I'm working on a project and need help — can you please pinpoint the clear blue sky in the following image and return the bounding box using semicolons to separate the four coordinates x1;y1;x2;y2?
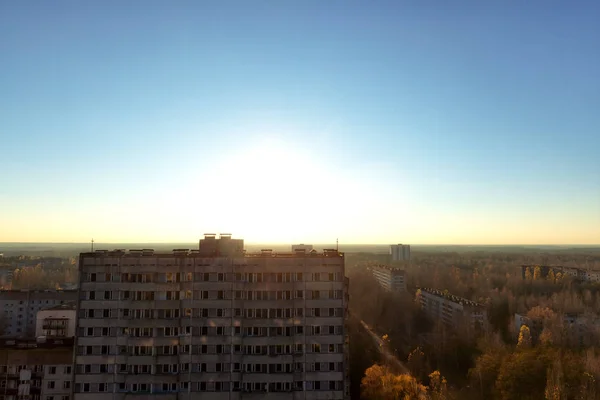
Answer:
1;1;599;244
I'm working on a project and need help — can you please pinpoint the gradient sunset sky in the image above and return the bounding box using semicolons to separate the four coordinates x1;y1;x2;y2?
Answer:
1;1;599;244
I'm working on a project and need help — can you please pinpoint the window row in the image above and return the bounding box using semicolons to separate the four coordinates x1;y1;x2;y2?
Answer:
85;271;343;283
76;361;344;375
0;366;71;375
79;307;344;319
82;289;344;301
45;381;71;390
77;343;344;356
79;324;342;338
75;380;344;393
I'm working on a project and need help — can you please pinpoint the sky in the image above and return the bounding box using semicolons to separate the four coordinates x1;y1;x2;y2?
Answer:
1;1;599;245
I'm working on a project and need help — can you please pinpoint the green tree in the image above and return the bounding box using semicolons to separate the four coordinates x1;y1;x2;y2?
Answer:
496;348;548;400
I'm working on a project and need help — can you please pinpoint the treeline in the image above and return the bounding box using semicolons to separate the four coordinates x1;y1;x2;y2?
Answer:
347;251;600;399
1;256;78;290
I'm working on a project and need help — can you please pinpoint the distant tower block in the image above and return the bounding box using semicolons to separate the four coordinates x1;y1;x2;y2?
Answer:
390;244;411;261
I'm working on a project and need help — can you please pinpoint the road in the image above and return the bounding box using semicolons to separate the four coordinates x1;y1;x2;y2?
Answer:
359;319;409;374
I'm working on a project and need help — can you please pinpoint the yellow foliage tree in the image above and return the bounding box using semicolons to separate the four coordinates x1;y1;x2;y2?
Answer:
533;266;542;280
547;269;555;283
361;364;428;400
428;370;448;400
525;267;533;280
517;325;532;348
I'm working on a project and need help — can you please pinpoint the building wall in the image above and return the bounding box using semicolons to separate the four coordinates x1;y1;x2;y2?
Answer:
0;341;73;400
418;289;486;333
0;291;77;337
74;247;349;400
371;266;406;292
389;245;410;262
36;309;76;338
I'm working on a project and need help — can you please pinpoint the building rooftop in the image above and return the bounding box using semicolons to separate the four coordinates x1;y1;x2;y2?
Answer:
419;287;484;308
371;264;404;272
81;249;344;258
40;302;76;311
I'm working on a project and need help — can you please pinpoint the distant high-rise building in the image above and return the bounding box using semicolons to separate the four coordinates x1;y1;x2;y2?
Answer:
390;244;410;262
74;234;350;400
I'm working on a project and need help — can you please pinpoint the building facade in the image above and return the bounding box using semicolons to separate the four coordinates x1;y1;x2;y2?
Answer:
74;235;350;400
389;245;410;262
0;291;77;337
35;304;76;338
417;288;487;334
0;337;74;400
370;265;406;292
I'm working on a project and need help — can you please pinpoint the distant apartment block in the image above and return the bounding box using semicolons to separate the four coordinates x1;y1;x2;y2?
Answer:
36;303;76;338
515;312;600;347
74;234;350;400
521;265;600;282
418;288;487;333
0;290;77;337
0;337;74;400
390;244;410;262
370;265;406;292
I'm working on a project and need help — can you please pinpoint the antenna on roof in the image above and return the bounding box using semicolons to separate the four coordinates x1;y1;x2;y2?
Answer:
91;239;94;252
336;238;339;251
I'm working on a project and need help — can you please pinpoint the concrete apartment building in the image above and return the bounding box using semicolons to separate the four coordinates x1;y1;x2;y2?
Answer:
390;244;410;262
0;291;78;337
0;337;74;400
74;234;350;400
370;265;406;292
35;304;76;338
418;288;487;334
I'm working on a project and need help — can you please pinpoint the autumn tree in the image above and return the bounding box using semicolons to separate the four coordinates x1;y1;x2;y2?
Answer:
547;269;556;283
533;266;542;280
544;359;564;400
428;370;448;400
361;364;428;400
525;267;533;280
407;347;428;383
518;325;532;348
496;348;549;400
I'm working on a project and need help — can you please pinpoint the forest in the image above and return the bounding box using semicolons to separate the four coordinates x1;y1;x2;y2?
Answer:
346;250;600;399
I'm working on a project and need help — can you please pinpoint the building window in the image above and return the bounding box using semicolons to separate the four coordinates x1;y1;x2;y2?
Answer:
49;367;56;375
63;382;71;389
47;381;55;389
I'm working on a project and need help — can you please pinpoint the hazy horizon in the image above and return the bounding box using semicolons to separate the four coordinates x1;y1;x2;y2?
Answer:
2;2;599;244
